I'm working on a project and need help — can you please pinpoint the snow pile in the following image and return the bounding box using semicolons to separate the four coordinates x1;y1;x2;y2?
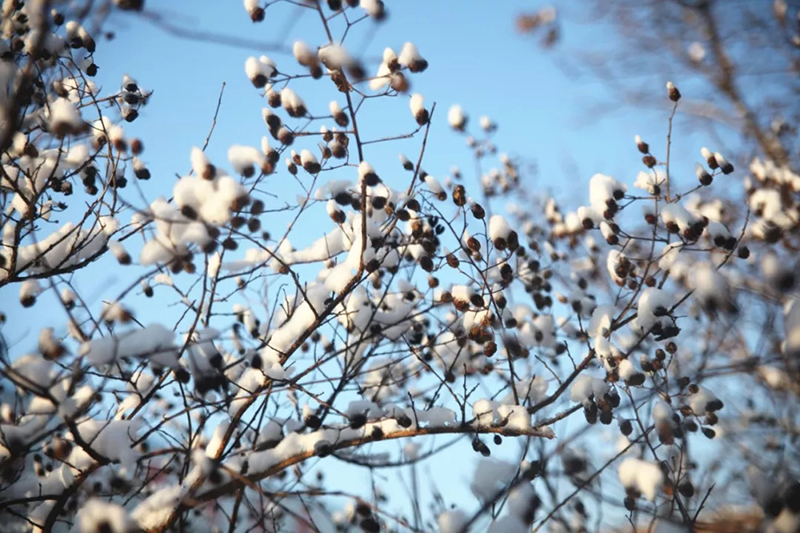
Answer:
245;55;276;87
228;144;267;176
505;375;548;404
80;324;178;369
632;288;676;338
588;173;627;215
661;203;701;236
470;458;516;501
633;170;663;196
497;404;531;432
69;419;141;476
368;47;398;91
570;374;608;406
47;97;84;136
688;387;723;414
617;358;644;385
174;152;250;225
784;299;800;358
653;400;678;444
437;510;468;533
618;457;664;500
10;353;55;392
2;222;109;281
692;263;734;313
448;104;467;131
398;42;427;72
74;499;136;533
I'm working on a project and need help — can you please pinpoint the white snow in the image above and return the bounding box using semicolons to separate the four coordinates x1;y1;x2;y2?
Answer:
618;457;664;500
48;98;83;135
398;42;423;67
661;203;698;233
633;170;662;195
692;262;731;311
588;173;627;211
497;404;531;432
69;419;140;475
79;324;178;368
507;481;538;521
489;214;512;242
245;55;276;85
488;515;528;533
437;509;468;533
318;44;354;70
228;144;267;176
473;398;499;426
785;299;800;358
633;288;673;334
470;458;516;501
410;93;426;118
653;401;674;424
11;353;54;391
74;499;135;533
617;359;639;381
292;41;315;66
689;386;721;413
570;374;608;405
448;104;467;131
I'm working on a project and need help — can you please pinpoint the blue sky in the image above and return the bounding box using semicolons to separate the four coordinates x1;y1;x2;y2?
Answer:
1;1;743;529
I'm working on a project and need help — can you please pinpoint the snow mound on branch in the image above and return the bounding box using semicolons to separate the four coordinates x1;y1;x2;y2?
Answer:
80;324;178;368
570;374;608;405
471;458;516;501
74;499;136;533
618;457;664;500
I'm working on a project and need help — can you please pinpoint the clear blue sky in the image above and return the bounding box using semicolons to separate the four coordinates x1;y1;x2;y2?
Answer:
1;1;735;529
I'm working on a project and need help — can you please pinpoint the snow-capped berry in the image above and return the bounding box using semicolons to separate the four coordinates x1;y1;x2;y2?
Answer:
666;81;681;101
714;152;734;174
300;149;320;174
20;279;42;307
635;135;649;154
330;100;349;127
244;0;265;22
228;145;267;177
696;163;713;185
448;105;467;131
633;171;661;196
390;71;409;92
589;173;627;215
398;42;428;72
383;47;399;71
619;458;664;500
399;153;414;171
361;0;386;20
293;41;316;67
48;98;84;137
191;147;216;180
266;85;281;108
489;215;514;250
358;161;380;186
410;94;428;125
109;241;131;265
281;88;307;118
423;174;446;201
701;147;717;169
262;108;282;131
245;56;276;88
327;199;345;224
122;74;138;92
